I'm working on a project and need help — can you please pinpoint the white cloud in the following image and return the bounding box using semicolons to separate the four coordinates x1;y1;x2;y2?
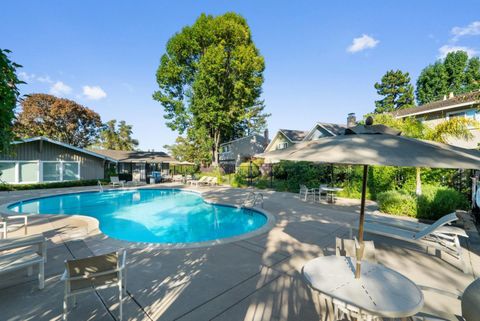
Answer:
50;81;72;96
452;21;480;41
438;45;477;58
37;75;53;84
18;72;36;82
82;85;107;100
347;34;379;53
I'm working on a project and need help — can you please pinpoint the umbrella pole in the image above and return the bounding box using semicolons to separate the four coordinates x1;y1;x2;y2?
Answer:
355;164;368;279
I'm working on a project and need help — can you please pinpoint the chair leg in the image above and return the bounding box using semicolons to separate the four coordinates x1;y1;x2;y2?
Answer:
39;261;44;289
63;295;68;321
119;283;123;321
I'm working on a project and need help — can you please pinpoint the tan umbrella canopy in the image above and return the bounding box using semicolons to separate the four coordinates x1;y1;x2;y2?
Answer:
259;121;480;278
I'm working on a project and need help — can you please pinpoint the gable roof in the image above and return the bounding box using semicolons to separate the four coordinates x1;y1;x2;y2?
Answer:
279;129;308;142
12;137;117;162
90;148;176;163
393;91;480;118
315;122;347;136
219;134;267;147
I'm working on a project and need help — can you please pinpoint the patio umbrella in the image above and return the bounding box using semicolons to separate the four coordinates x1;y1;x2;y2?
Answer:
259;119;480;278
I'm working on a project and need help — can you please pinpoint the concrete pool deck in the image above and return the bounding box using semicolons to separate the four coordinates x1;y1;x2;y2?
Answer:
0;183;479;321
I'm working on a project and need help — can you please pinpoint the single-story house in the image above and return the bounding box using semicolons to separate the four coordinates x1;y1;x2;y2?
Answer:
393;91;480;149
0;137;116;184
90;149;177;182
219;133;269;171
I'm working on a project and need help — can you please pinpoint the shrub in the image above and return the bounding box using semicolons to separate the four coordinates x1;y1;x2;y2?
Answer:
417;184;468;219
0;179;106;191
377;190;417;217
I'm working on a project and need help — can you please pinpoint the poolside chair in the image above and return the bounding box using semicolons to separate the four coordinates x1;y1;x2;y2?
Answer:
299;185;318;202
414;278;480;321
0;234;47;289
190;176;209;187
208;177;218;186
1;213;28;239
335;237;376;263
62;249;127;321
110;176;125;188
350;212;469;272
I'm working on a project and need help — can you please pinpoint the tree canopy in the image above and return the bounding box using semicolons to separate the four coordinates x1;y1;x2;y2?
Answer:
95;119;139;151
374;70;414;113
14;94;102;148
0;49;23;154
416;51;480;105
153;12;268;165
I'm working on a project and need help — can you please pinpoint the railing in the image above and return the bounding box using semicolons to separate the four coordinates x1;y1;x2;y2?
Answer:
242;191;264;209
97;180;104;192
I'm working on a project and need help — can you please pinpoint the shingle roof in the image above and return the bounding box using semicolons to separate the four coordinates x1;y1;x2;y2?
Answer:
89;149;176;163
316;122;348;135
393;91;480;118
279;129;308;142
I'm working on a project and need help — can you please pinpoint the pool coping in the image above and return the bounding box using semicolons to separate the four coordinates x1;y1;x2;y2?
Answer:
0;185;276;250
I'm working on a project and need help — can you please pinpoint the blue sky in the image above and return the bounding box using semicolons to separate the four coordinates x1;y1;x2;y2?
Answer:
2;1;480;151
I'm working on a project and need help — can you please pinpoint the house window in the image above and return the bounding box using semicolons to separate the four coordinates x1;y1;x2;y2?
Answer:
19;162;39;183
0;162;16;183
43;162;62;182
222;145;231;153
42;161;80;182
277;142;288;150
447;108;479;128
63;162;80;180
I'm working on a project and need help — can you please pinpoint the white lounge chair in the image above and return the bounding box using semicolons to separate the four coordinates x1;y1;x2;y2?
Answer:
1;214;29;239
351;212;468;272
190;176;209;187
0;234;47;289
62;249;127;321
208;177;218;186
110;176;125;188
414;278;480;321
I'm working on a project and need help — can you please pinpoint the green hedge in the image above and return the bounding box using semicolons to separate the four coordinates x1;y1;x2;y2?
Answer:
377;185;468;219
0;179;107;191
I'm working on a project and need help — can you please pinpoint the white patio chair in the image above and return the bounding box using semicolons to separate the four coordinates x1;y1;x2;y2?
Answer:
350;212;468;272
0;234;47;289
208;177;218;186
299;184;318;202
190;176;209;187
1;214;28;239
110;176;125;188
414;278;480;321
335;237;376;263
62;249;126;321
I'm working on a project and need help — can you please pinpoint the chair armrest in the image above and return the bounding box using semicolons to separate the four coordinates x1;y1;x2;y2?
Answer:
418;285;462;300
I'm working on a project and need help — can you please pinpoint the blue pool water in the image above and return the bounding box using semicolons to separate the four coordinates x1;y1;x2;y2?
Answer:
8;189;267;244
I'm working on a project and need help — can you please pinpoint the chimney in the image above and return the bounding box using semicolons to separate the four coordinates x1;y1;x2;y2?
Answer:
443;94;447;101
449;92;454;99
264;128;269;142
347;113;357;128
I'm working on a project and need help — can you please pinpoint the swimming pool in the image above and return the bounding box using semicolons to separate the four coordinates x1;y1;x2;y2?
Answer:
7;189;268;244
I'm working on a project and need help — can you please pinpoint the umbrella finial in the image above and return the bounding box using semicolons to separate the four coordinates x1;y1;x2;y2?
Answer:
365;116;374;126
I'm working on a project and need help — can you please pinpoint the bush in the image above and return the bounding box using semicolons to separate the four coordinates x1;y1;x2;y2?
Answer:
417;184;468;219
377;190;417;217
0;179;106;191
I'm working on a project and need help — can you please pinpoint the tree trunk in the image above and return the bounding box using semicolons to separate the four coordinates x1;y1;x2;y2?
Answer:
212;129;221;167
415;167;422;196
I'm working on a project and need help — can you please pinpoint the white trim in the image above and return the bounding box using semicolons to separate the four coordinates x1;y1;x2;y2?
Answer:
395;101;478;119
303;123;338;141
11;137;117;162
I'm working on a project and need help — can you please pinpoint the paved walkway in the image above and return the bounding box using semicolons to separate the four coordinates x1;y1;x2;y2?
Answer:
0;184;478;321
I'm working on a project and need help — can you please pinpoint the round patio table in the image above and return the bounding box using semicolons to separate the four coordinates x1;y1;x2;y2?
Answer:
320;187;343;203
302;256;424;319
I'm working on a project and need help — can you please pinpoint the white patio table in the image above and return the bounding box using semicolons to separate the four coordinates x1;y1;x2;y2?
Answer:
319;186;343;203
302;255;424;320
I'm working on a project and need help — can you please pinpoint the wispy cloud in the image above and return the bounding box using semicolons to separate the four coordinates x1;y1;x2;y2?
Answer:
347;34;379;53
50;81;72;96
37;75;53;84
82;85;107;100
438;45;477;58
18;71;36;82
19;71;54;84
451;21;480;41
